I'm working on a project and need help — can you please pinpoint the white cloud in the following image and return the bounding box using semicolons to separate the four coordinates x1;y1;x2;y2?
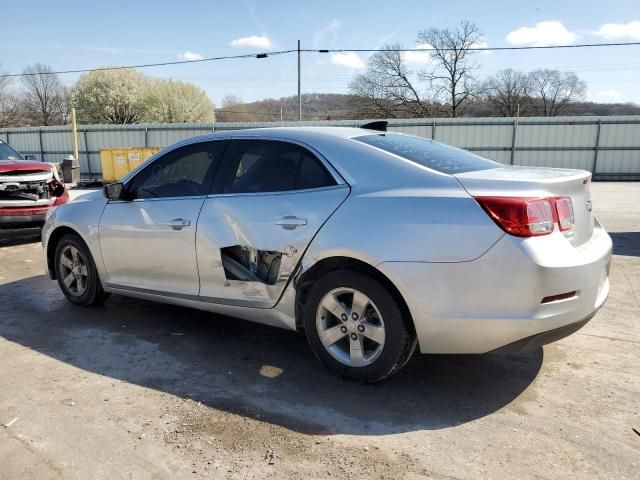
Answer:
229;35;273;49
506;21;577;47
472;39;490;52
177;51;204;61
330;52;365;69
402;43;434;65
314;19;342;49
590;89;624;102
594;21;640;40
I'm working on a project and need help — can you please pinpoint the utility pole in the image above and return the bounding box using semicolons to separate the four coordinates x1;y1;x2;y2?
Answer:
297;40;302;122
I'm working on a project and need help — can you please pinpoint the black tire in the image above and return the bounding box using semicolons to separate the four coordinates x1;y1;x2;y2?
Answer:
53;233;107;306
303;270;416;383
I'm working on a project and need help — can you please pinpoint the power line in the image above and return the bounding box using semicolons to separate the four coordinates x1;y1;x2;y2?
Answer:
310;41;640;53
2;41;640;79
0;49;296;78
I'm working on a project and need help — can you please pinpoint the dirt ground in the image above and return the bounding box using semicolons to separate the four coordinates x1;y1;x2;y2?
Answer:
0;183;638;480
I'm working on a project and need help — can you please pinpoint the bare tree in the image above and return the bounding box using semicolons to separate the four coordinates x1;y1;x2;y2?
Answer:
20;63;66;125
527;70;587;116
0;64;21;127
221;95;243;108
349;44;435;118
417;21;483;117
483;69;532;116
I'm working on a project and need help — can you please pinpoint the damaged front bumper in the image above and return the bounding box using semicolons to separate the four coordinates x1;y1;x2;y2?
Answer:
0;168;68;228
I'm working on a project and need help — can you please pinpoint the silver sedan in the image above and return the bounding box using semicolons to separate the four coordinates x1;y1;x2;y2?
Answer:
42;127;612;382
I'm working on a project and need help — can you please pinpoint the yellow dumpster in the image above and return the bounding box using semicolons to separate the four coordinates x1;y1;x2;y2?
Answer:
100;147;161;183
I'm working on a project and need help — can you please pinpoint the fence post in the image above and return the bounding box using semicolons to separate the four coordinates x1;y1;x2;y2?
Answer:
510;117;518;165
432;118;436;140
144;126;149;148
592;119;602;176
38;128;44;161
83;129;92;178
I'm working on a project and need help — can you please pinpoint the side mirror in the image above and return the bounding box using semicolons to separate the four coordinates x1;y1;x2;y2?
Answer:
24;154;37;161
104;182;126;201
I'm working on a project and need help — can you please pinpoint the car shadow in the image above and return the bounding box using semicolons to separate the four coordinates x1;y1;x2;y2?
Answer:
0;274;543;436
609;231;640;257
0;228;42;247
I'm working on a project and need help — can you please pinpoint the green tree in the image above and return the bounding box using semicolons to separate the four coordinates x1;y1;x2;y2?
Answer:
73;68;148;124
140;79;215;123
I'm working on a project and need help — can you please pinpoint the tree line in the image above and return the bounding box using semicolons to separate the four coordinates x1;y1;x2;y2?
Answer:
349;21;594;118
0;63;215;127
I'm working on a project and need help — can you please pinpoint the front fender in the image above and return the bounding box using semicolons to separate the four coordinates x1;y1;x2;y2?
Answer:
42;191;108;281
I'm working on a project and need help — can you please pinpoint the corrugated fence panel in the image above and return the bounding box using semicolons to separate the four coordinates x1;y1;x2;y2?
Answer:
472;150;511;164
518;122;597;148
388;123;433;138
5;129;39;154
515;150;593;171
599;122;640;147
88;127;145;150
1;116;639;179
597;151;639;174
147;125;214;147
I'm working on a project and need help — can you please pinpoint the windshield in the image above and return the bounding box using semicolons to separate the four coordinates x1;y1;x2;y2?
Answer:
0;141;23;160
354;133;502;175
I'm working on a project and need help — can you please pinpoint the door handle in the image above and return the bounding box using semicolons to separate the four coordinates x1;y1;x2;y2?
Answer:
275;215;307;230
161;218;191;230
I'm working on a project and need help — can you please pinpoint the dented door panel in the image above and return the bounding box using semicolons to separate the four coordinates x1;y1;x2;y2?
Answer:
196;185;349;307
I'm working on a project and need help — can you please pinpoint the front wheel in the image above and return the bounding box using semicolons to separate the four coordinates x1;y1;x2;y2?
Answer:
303;270;416;382
54;233;107;306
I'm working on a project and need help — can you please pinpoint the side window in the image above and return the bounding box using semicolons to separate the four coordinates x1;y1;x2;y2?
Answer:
127;141;226;199
227;140;336;194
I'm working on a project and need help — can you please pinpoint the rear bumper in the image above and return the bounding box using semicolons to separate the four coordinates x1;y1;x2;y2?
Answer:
378;222;612;354
489;313;595;354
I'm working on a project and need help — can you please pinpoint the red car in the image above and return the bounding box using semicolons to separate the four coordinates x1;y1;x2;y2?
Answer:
0;140;69;228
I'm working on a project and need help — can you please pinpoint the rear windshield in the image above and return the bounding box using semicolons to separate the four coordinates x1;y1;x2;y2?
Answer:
0;141;22;160
354;133;502;175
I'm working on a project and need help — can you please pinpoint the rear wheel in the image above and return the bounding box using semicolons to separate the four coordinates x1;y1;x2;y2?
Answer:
303;270;416;382
54;233;106;306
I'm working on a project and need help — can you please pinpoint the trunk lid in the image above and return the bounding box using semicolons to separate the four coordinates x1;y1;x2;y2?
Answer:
454;166;593;246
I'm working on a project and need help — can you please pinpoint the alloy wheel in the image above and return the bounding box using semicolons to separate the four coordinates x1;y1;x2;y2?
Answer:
59;245;89;297
316;287;386;367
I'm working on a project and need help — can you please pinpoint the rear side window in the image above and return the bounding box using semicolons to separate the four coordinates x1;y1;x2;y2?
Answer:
354;133;502;174
227;140;336;194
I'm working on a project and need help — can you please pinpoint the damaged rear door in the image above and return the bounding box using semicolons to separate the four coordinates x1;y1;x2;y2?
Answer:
196;139;349;307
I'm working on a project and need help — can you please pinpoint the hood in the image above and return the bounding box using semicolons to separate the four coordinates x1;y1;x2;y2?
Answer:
0;160;52;173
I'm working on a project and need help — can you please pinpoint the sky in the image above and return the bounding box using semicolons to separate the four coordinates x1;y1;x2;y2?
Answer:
2;0;640;106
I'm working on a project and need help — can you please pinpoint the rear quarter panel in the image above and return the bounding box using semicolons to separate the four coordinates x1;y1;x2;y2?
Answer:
302;134;505;265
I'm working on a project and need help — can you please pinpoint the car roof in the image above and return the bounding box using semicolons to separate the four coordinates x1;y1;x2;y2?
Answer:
189;126;378;143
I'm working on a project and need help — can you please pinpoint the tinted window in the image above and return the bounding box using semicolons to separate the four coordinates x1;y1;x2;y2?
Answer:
354;133;502;174
227;140;336;193
128;141;225;199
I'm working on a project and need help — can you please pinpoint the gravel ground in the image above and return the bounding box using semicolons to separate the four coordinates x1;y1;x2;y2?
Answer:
0;182;638;479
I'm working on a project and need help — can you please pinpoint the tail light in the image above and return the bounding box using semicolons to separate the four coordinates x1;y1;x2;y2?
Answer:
554;197;574;231
475;196;574;237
